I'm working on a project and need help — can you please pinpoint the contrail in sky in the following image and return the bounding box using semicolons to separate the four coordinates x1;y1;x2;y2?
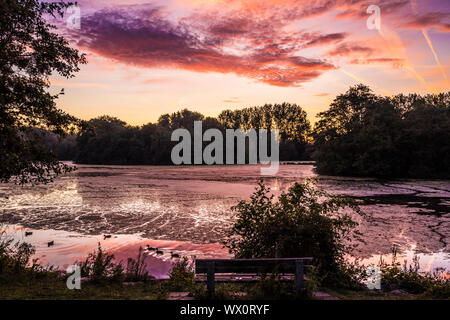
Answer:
421;29;448;82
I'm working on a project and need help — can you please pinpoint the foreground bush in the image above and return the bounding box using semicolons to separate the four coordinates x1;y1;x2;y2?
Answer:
379;247;449;298
78;244;153;284
168;257;195;291
125;246;150;282
225;180;366;288
78;243;125;284
0;231;54;284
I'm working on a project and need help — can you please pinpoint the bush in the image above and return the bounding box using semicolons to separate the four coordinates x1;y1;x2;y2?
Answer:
168;257;195;291
125;247;151;282
0;231;54;283
78;243;125;284
247;273;306;300
225;180;366;288
192;283;239;300
379;247;450;297
423;278;450;299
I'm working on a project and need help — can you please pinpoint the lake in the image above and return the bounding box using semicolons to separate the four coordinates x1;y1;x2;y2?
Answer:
0;164;449;278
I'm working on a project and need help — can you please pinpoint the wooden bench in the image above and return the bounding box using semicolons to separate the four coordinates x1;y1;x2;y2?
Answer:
195;258;313;295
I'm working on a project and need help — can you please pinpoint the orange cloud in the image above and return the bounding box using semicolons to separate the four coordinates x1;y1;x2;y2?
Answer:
70;6;336;87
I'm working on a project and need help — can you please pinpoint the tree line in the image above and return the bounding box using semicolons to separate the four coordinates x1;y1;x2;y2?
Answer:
42;104;313;165
312;84;450;178
2;2;449;182
39;84;450;179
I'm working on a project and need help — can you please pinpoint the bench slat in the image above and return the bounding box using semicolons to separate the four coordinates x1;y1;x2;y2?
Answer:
195;258;313;274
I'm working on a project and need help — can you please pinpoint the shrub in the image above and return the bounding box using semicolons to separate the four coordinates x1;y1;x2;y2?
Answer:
78;243;124;284
423;276;450;299
225;180;366;288
168;257;195;291
125;246;150;282
0;231;54;283
247;273;304;300
0;232;14;277
379;247;450;297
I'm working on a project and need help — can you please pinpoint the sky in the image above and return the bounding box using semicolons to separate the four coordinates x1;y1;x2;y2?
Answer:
48;0;450;125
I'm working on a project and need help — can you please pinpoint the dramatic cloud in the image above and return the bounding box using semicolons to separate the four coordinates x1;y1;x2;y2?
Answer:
70;6;338;86
302;32;347;48
328;42;376;57
350;58;405;67
62;0;448;88
335;0;409;20
400;12;450;32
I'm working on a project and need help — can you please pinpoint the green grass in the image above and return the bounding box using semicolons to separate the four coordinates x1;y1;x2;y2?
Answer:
320;288;418;300
0;279;169;300
2;277;447;300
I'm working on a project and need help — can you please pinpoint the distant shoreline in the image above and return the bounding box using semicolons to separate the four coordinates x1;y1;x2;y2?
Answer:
64;161;317;166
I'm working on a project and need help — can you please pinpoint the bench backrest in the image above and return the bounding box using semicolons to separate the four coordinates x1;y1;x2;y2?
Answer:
195;258;313;274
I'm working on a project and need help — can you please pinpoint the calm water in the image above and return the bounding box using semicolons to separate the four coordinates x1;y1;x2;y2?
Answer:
1;164;449;278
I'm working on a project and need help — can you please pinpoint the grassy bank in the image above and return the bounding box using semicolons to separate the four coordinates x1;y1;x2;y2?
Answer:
0;279;446;300
0;242;448;300
0;280;167;300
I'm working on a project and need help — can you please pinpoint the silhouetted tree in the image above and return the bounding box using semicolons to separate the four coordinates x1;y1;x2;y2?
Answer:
218;103;311;160
313;84;450;178
0;0;86;183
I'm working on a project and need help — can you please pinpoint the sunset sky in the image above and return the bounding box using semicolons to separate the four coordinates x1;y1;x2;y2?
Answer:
49;0;450;125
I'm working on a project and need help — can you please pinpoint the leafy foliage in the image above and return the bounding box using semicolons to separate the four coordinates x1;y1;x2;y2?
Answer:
168;256;195;291
125;246;150;282
78;243;124;284
247;272;307;300
0;230;54;283
313;84;450;178
75;115;174;165
225;180;365;287
379;246;450;297
0;0;86;184
218;103;312;160
46;103;312;164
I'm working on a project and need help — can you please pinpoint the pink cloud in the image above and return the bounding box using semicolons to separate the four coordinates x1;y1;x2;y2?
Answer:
328;42;376;57
62;0;448;88
400;12;450;32
69;6;337;87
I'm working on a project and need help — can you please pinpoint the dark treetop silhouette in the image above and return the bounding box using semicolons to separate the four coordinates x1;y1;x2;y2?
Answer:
2;3;449;183
312;84;450;178
39;84;450;180
0;0;86;184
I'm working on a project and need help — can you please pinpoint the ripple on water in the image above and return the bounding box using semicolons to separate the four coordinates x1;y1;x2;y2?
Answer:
1;164;449;275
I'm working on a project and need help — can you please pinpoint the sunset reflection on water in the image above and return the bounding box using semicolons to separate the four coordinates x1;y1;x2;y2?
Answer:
1;164;449;278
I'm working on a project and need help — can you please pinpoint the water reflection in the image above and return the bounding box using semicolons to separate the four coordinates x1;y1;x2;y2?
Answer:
3;225;230;279
0;164;449;276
